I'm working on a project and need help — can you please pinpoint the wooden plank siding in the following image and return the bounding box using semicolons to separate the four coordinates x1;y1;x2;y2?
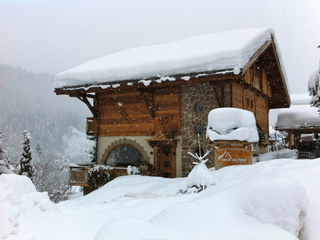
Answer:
232;78;269;134
231;81;244;109
96;87;181;136
255;96;269;133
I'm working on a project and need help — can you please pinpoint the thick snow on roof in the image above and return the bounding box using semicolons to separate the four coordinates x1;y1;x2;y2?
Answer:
55;28;275;88
206;108;259;142
275;105;320;129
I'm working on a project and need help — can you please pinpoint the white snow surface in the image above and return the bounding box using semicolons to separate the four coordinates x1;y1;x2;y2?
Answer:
275;105;320;129
206;107;259;142
4;159;320;239
55;28;274;88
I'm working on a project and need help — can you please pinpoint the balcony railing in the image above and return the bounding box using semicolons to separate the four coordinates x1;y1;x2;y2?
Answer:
69;165;129;188
69;166;89;187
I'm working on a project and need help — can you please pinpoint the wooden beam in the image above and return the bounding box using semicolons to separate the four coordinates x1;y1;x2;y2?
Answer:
242;39;272;75
113;102;134;125
54;72;241;96
139;90;155;119
75;93;99;118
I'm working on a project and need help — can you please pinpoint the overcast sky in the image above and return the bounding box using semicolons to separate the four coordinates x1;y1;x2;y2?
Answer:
1;0;320;94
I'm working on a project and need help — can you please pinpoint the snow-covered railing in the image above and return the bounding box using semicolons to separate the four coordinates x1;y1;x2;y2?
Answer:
68;165;129;188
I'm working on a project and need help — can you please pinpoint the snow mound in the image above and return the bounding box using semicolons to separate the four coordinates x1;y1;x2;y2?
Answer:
94;217;168;240
55;28;274;88
206;107;259;142
186;161;217;189
0;174;55;239
5;159;320;239
239;176;307;236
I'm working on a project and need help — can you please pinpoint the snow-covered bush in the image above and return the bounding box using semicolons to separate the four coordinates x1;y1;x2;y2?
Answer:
33;150;70;203
87;165;115;188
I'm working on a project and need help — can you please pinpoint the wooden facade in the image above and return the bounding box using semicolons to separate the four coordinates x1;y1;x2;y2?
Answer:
55;38;290;179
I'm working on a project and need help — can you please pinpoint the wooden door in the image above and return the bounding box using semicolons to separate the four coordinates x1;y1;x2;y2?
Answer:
157;145;173;178
147;140;178;178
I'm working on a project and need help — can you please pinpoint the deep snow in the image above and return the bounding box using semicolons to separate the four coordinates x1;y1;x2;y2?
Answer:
54;28;279;88
2;159;320;240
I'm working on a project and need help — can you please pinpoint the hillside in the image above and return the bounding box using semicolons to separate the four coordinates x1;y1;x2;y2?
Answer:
0;63;90;161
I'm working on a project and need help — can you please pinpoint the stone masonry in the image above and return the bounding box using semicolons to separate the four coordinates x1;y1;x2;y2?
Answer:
180;81;231;177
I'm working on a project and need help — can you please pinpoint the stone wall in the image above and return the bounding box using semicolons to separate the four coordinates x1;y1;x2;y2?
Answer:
180;81;231;177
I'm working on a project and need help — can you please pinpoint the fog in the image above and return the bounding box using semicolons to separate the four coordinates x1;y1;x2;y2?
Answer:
1;0;320;94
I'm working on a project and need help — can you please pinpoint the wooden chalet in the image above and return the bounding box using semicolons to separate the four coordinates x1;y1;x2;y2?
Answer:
54;28;290;181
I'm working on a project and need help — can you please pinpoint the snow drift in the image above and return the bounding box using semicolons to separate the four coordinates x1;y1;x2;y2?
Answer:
3;158;320;239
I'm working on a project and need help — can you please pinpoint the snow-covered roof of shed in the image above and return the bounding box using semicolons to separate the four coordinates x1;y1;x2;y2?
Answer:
206;108;259;142
275;105;320;130
54;28;276;88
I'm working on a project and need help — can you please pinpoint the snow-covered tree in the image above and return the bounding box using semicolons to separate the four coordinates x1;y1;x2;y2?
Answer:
33;150;70;203
0;132;12;174
308;64;320;110
19;130;34;179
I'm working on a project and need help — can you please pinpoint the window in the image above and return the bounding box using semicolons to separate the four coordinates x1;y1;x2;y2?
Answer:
106;145;143;167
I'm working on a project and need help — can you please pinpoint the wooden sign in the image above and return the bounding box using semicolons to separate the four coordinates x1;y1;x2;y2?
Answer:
214;144;252;170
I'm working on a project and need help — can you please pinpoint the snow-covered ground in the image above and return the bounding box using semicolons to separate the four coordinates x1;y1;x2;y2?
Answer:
2;157;320;240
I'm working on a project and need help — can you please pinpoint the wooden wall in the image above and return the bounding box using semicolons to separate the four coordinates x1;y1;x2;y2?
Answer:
97;87;181;136
232;64;270;135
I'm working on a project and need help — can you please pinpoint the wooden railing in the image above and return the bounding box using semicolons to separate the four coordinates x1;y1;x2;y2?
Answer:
69;166;89;187
69;165;129;187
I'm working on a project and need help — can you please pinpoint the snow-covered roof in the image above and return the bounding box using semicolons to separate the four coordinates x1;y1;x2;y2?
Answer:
275;105;320;130
55;28;276;88
206;108;259;142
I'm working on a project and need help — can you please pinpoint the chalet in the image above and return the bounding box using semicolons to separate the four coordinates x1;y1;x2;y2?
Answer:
54;28;290;179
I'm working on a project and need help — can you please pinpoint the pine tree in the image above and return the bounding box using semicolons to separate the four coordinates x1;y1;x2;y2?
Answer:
19;130;34;179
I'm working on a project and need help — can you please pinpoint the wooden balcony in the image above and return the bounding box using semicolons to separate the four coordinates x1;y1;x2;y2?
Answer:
86;117;96;136
69;165;129;188
69;165;89;187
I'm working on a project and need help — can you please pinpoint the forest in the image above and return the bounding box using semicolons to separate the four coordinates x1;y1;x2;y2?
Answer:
0;63;94;201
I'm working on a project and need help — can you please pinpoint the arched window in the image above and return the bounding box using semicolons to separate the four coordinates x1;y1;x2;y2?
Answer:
106;145;143;167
